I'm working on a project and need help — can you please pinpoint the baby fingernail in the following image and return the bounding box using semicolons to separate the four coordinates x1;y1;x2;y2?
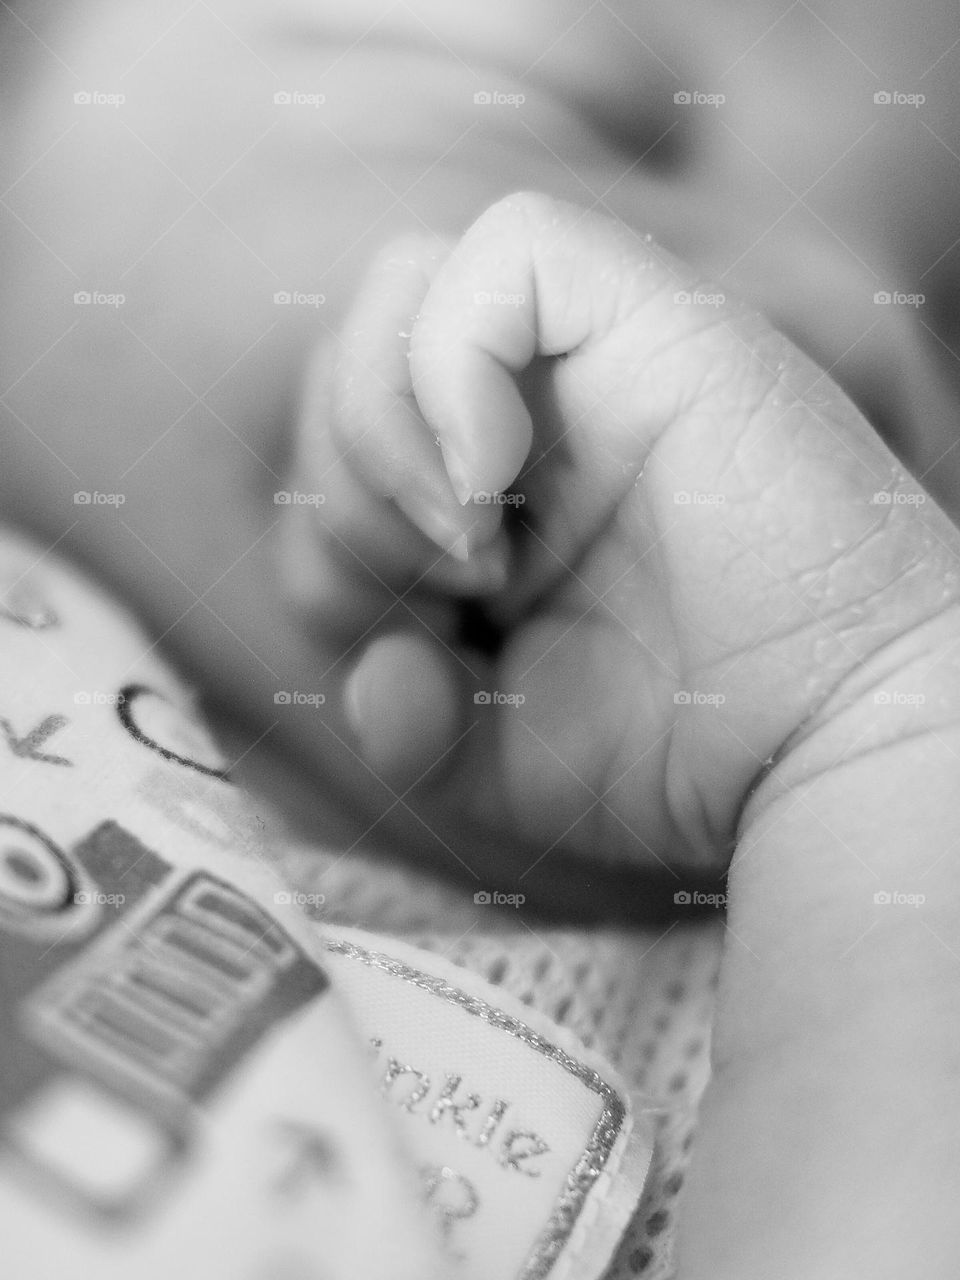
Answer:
429;531;510;594
439;442;477;506
393;487;471;559
449;533;470;563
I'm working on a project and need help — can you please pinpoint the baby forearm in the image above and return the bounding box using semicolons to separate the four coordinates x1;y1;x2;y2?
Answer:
679;655;960;1279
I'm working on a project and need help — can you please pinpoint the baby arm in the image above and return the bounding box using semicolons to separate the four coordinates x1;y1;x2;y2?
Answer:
289;191;960;1278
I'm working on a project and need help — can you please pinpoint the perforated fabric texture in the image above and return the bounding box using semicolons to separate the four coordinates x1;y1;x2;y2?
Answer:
279;840;723;1280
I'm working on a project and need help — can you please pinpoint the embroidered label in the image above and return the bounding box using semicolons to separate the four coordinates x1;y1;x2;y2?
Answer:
323;927;655;1280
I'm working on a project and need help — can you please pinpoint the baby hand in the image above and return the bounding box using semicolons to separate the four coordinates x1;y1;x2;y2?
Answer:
286;192;958;871
284;193;960;1280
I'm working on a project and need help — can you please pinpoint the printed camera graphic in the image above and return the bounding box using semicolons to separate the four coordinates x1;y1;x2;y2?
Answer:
0;817;327;1219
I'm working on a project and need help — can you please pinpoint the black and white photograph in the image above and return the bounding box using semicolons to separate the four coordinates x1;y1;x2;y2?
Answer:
1;2;959;1277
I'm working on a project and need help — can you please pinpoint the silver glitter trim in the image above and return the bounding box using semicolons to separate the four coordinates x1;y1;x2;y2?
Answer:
323;937;627;1280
